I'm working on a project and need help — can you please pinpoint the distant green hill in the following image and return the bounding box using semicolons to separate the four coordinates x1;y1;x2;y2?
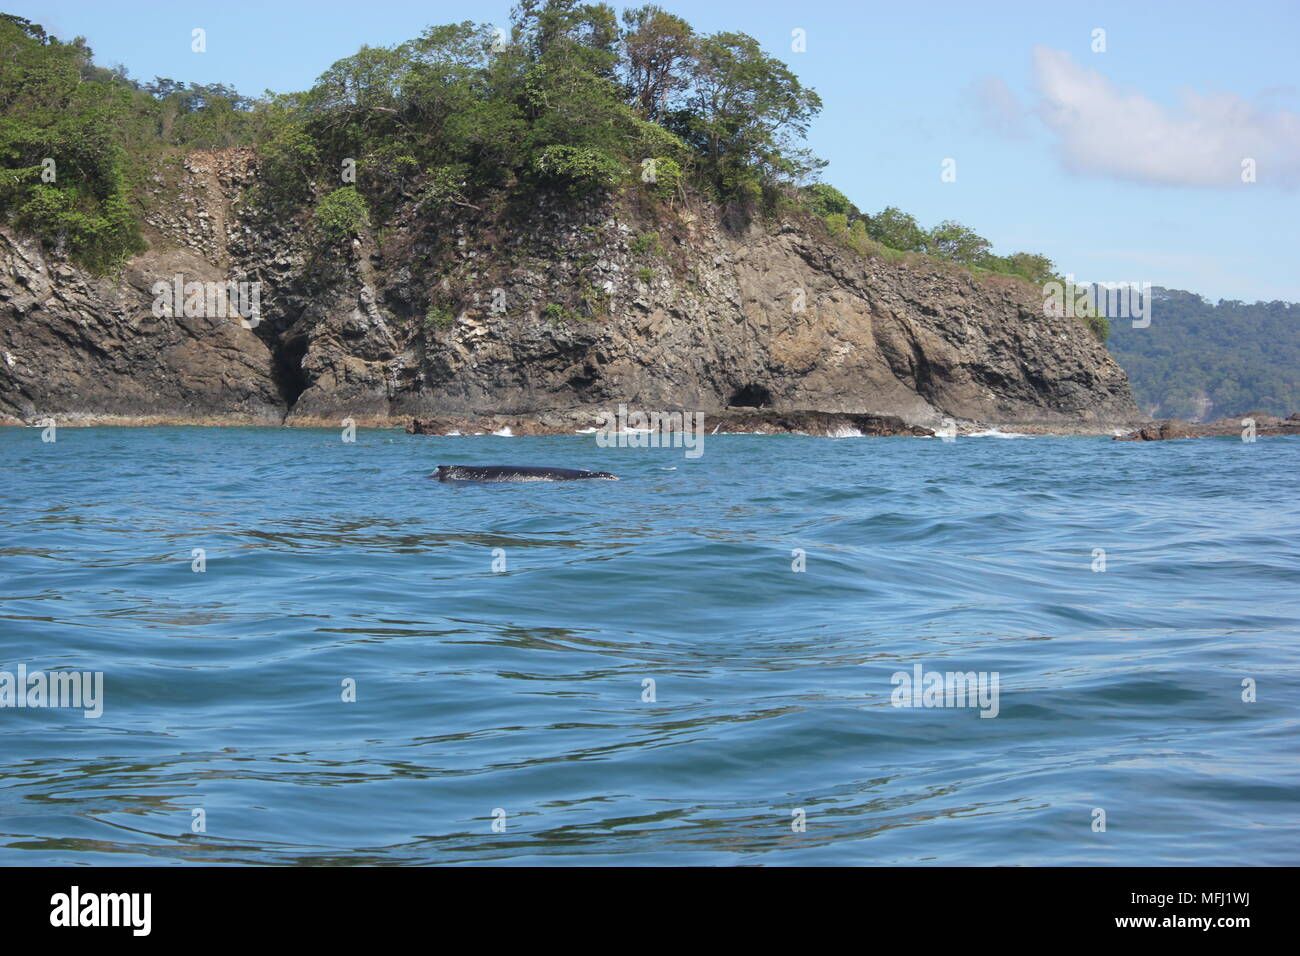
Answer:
1105;288;1300;419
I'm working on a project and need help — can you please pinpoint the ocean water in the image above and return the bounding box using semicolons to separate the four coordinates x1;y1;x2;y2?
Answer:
1;426;1296;866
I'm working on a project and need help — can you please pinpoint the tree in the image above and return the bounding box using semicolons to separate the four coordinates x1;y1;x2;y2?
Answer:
804;182;857;219
512;0;620;78
925;220;992;265
997;251;1056;286
303;44;412;153
672;31;823;195
866;206;926;251
620;5;694;121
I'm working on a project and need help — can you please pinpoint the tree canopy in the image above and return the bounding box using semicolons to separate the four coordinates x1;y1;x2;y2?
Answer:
2;2;846;271
0;0;1153;341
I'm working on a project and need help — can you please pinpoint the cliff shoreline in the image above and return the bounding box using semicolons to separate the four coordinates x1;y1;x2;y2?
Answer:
0;410;1128;436
9;409;1295;441
2;149;1146;434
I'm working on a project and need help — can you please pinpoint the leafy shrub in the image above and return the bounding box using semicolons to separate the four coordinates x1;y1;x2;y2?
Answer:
414;164;472;212
642;156;682;202
631;231;663;257
1083;312;1110;341
925;220;992;265
424;305;454;329
257;123;320;198
578;281;607;318
845;219;871;254
532;145;625;194
13;185;145;273
314;186;370;241
804;183;855;219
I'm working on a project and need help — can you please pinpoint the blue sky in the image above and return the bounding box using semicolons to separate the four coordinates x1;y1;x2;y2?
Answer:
12;0;1299;301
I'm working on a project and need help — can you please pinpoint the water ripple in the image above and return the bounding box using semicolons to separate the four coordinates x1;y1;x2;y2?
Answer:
1;428;1297;864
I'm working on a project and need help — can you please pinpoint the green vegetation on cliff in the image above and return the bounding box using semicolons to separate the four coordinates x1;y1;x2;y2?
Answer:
0;2;1095;341
799;183;1066;298
0;15;146;272
0;14;297;270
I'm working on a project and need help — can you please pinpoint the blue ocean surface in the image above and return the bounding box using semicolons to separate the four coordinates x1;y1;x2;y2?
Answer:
0;426;1296;865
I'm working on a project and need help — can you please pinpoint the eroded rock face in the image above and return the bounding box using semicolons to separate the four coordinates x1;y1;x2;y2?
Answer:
1;147;1144;431
1115;413;1300;441
0;230;283;425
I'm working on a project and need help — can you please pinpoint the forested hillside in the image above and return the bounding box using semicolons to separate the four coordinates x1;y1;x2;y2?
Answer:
0;4;1086;311
1106;289;1299;419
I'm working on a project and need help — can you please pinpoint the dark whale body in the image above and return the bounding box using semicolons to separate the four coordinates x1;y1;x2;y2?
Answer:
434;465;619;482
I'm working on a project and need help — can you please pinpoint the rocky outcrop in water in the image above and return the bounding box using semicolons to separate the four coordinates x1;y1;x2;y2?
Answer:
2;147;1144;432
1115;412;1300;441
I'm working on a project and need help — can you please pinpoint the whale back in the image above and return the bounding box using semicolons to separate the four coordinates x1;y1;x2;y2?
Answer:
434;465;618;482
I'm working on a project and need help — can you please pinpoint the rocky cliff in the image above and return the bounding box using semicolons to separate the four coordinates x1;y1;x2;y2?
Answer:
0;147;1143;432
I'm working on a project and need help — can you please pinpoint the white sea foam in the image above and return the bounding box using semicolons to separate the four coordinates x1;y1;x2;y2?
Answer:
966;428;1034;438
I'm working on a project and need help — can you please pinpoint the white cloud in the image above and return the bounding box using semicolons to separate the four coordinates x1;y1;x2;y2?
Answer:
1032;46;1300;188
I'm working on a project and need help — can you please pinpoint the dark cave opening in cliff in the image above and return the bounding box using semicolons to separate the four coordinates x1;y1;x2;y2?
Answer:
270;334;310;410
728;384;773;408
